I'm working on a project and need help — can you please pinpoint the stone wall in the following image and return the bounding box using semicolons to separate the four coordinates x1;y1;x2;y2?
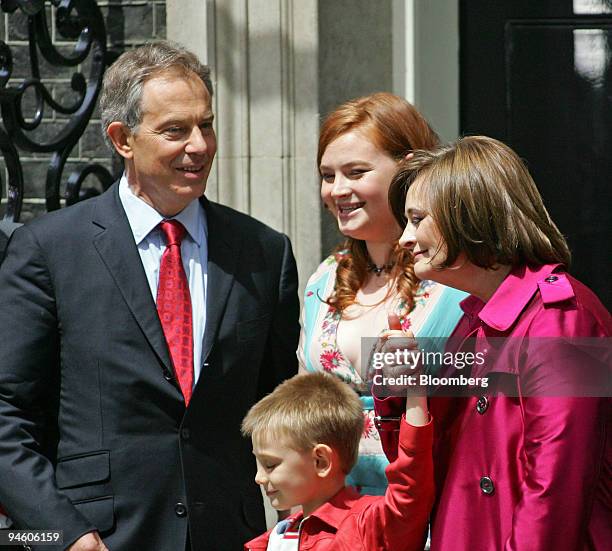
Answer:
0;0;166;221
317;0;394;258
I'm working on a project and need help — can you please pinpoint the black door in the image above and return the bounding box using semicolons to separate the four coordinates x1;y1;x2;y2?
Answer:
460;0;612;308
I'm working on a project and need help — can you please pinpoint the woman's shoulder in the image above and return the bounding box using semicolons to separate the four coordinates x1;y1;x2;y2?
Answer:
414;278;438;297
529;270;611;336
398;280;467;336
413;279;468;305
305;250;349;286
302;254;338;306
483;264;611;337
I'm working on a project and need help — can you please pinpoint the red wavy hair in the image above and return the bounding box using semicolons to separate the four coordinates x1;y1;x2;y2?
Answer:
319;92;439;313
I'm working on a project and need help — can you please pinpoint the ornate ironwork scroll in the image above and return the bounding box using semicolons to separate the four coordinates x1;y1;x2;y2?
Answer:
0;0;112;222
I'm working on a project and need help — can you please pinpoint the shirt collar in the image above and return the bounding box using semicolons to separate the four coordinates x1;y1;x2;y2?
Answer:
462;263;563;332
172;196;205;246
246;485;361;547
118;174;205;245
305;486;362;530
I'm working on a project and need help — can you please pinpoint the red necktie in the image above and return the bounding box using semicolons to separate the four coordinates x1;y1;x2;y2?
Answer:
157;220;193;406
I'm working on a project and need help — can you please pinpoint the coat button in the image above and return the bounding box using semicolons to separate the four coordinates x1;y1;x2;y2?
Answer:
476;396;489;414
181;427;191;440
163;369;174;381
480;476;495;495
175;502;187;517
544;275;558;283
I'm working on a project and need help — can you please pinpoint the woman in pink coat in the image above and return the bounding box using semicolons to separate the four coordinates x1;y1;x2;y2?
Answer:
374;136;611;550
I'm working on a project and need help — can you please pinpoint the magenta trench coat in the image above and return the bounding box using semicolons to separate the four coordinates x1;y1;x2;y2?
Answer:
376;264;611;551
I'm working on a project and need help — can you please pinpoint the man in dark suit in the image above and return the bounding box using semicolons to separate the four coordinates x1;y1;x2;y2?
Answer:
0;42;300;551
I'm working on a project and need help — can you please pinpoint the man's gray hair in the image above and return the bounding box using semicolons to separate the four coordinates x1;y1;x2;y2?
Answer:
99;41;213;151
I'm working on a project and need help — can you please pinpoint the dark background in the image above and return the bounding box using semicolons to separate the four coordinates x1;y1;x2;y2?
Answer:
461;0;612;308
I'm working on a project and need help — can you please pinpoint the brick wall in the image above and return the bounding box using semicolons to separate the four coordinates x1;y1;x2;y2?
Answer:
0;0;166;221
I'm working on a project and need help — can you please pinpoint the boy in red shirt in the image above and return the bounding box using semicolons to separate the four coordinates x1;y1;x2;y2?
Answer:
242;372;433;551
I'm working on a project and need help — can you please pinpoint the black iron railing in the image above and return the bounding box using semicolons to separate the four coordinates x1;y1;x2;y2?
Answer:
0;0;112;222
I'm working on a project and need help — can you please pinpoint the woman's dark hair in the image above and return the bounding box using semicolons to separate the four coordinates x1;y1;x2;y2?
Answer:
388;136;571;269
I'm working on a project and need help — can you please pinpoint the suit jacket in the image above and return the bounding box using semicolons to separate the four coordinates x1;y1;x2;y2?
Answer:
0;219;20;265
0;183;300;550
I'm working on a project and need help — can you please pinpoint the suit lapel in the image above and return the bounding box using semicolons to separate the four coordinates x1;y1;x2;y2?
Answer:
91;183;173;371
201;198;238;363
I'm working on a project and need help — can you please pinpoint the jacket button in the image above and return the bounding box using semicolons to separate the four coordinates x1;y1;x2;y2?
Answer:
163;370;173;381
175;502;187;517
480;476;495;495
476;396;489;414
181;427;191;440
544;275;558;283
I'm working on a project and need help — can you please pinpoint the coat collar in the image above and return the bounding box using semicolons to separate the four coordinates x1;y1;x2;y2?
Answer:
244;486;362;550
198;195;238;363
91;182;174;373
90;183;239;398
117;175;206;247
304;486;362;530
460;264;564;332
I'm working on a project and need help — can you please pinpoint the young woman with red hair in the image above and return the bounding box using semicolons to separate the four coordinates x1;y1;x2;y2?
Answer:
297;93;466;495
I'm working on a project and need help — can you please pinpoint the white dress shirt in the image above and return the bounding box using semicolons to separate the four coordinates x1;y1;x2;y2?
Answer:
118;175;208;385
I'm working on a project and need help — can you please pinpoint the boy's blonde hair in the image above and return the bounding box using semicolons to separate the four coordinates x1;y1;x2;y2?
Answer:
241;373;363;474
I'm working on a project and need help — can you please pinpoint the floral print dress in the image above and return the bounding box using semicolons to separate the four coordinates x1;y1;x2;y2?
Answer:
297;253;466;494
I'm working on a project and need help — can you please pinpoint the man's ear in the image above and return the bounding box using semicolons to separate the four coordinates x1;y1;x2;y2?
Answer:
312;444;334;478
107;122;134;160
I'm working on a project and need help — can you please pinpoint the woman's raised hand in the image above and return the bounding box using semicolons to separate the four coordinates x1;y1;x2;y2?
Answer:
368;314;419;394
368;314;429;426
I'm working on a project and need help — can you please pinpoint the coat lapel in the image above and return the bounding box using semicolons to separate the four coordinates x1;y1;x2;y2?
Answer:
91;183;173;372
201;198;238;363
